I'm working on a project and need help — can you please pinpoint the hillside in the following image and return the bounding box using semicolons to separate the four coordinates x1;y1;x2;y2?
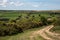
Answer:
0;10;60;40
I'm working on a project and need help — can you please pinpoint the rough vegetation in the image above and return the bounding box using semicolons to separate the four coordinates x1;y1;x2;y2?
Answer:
0;10;60;36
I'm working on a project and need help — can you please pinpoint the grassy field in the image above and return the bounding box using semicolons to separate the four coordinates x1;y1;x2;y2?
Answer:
0;27;45;40
51;26;60;33
0;10;52;20
0;10;60;40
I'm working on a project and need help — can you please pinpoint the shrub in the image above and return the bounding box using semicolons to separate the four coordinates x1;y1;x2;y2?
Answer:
0;22;23;36
40;16;48;25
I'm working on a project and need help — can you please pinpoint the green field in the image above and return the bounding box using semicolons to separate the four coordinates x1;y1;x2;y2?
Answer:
51;26;60;33
0;10;60;40
0;11;51;20
0;27;45;40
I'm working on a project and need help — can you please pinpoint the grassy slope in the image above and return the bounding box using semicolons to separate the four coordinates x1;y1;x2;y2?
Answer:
0;11;50;40
0;27;45;40
0;11;51;20
0;10;60;40
51;26;60;33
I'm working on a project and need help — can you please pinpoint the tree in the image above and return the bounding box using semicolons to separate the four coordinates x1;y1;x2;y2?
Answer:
32;15;35;21
39;14;41;17
40;16;48;25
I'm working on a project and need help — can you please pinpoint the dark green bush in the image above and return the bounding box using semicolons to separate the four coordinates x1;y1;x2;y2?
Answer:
40;16;48;25
0;22;23;36
0;13;55;36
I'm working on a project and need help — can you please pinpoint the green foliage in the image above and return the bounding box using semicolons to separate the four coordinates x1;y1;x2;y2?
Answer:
51;16;60;33
54;18;60;25
0;22;23;36
0;10;58;36
40;16;48;25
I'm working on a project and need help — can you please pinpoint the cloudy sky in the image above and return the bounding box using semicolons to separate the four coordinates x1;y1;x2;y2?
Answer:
0;0;60;10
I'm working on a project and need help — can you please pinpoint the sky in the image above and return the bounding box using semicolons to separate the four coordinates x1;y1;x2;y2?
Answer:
0;0;60;10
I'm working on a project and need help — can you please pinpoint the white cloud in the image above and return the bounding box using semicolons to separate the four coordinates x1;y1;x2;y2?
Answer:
0;0;8;7
0;0;7;7
10;2;14;5
31;2;42;8
10;1;24;6
14;2;24;6
32;5;39;7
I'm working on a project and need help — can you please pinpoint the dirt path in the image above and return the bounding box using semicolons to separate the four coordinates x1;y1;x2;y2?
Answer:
29;25;60;40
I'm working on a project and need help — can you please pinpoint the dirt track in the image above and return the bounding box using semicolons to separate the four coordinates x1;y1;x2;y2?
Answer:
30;25;60;40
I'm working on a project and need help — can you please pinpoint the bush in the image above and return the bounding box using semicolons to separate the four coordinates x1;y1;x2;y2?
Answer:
54;18;60;26
0;14;55;36
0;22;23;36
40;16;48;25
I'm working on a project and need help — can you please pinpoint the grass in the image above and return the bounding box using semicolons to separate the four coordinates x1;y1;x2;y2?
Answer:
0;11;51;20
0;11;50;40
0;10;60;40
32;34;46;40
0;36;10;40
45;31;60;40
51;26;60;33
0;26;45;40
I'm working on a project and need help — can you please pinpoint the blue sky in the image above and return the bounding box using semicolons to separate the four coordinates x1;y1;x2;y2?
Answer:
0;0;60;10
